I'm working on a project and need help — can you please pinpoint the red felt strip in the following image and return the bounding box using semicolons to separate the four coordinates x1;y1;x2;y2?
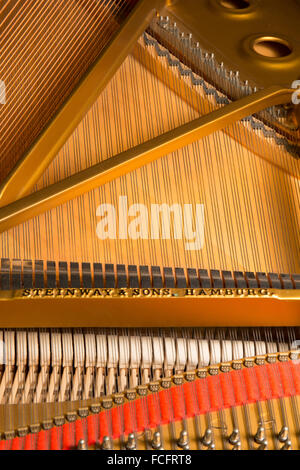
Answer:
183;382;198;417
171;386;185;420
207;375;223;411
123;402;136;435
5;362;300;451
99;411;110;440
243;368;260;403
147;394;161;428
87;415;97;446
290;361;300;394
37;430;48;450
24;434;33;451
62;423;73;450
278;362;295;397
50;427;60;450
266;364;283;398
75;419;85;445
135;398;148;431
255;365;271;400
195;378;210;413
219;373;235;408
111;407;122;438
159;390;173;423
11;437;20;451
231;370;247;405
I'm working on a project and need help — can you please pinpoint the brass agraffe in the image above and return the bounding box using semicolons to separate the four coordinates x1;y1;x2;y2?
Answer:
0;86;293;233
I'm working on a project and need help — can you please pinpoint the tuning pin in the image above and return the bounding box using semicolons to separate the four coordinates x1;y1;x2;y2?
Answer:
280;440;292;450
228;429;240;445
257;439;268;450
126;433;137;450
254;426;265;444
101;436;112;450
151;431;163;450
202;428;213;447
278;426;289;443
232;442;241;450
77;439;87;450
177;430;190;450
208;442;215;450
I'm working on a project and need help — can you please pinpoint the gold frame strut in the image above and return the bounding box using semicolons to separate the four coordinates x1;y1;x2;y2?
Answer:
0;0;166;207
0;86;293;233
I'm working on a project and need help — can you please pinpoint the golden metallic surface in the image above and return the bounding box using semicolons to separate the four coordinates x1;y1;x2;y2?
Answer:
0;0;165;207
158;0;300;147
2;0;299;208
0;42;298;276
133;39;299;177
166;0;300;90
0;289;298;327
0;1;298;451
0;86;293;233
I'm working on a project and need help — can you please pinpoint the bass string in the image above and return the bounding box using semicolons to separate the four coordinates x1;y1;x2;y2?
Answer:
0;0;128;179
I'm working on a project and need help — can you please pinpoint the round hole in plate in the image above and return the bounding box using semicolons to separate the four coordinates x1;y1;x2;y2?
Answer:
219;0;250;9
252;36;292;58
